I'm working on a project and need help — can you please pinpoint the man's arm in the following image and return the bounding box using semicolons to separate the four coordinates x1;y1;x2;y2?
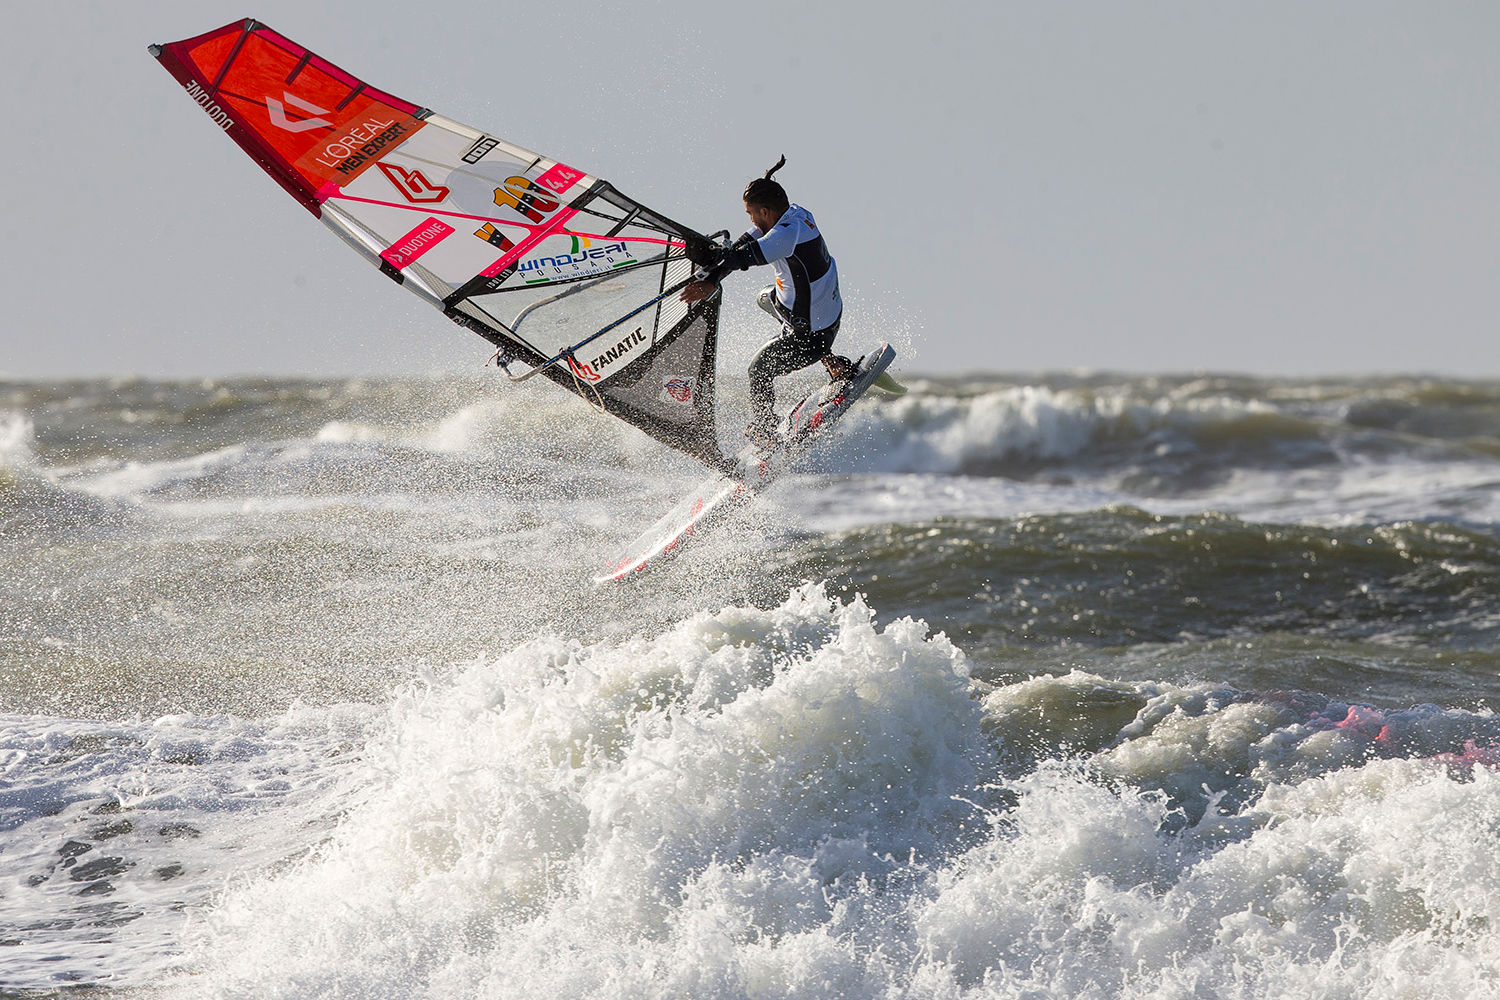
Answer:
678;232;764;304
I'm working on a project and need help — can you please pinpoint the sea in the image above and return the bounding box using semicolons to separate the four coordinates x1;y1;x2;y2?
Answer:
3;365;1499;998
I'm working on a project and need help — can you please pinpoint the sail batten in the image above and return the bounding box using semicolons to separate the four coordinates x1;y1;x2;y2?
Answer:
152;18;724;468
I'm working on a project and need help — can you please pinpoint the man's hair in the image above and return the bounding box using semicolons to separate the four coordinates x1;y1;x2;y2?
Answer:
743;155;790;212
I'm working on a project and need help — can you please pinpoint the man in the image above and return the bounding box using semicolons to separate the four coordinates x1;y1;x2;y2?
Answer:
680;156;853;449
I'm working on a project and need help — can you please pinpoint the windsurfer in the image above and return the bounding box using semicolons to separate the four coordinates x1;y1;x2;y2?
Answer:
680;156;852;448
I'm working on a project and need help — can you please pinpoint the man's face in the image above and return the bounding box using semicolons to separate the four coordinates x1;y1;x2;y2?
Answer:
745;201;777;233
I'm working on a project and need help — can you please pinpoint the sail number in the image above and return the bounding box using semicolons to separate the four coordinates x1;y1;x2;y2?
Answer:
492;176;559;223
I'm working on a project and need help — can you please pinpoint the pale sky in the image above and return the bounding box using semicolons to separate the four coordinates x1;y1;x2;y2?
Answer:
3;1;1496;378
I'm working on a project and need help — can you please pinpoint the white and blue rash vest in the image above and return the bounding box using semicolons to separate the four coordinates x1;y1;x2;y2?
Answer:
741;204;842;333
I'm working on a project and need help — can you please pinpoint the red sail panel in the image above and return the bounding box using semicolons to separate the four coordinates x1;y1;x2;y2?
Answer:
152;19;425;215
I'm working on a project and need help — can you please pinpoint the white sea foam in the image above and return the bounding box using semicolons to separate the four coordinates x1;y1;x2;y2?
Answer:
314;401;510;452
837;385;1131;474
0;705;378;989
787;386;1500;530
34;378;1497;541
0;410;35;470
313;393;653;464
69;442;257;499
912;758;1500;998
813;385;1286;474
164;586;980;998
132;589;1500;1000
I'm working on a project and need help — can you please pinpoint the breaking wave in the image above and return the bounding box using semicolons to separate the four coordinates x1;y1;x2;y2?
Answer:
831;376;1500;480
117;585;1500;1000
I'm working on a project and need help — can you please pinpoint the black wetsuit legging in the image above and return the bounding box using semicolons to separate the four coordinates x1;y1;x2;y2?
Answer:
747;317;841;429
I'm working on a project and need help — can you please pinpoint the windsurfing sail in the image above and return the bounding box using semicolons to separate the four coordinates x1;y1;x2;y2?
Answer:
150;19;724;468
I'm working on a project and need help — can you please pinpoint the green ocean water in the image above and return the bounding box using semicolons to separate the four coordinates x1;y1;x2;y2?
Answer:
3;372;1499;997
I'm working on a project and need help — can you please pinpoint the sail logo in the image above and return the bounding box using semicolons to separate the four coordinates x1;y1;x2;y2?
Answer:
312;119;406;176
570;327;646;382
517;241;632;280
473;223;515;251
463;136;500;164
185;81;233;131
264;92;333;132
489;165;583;222
380;217;455;270
493;175;559;223
566;356;600;382
661;378;694;404
377;163;451;203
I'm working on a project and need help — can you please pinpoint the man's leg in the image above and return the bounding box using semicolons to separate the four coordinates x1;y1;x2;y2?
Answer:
814;317;851;381
747;327;832;432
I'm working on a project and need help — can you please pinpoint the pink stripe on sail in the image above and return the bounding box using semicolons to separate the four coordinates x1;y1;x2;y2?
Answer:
479;207;579;278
